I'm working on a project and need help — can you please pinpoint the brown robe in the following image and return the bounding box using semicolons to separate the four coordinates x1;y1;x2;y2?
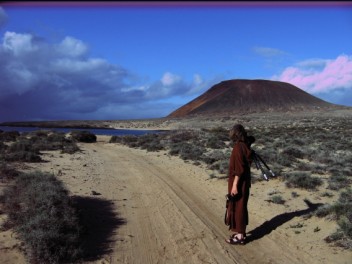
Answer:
226;140;252;233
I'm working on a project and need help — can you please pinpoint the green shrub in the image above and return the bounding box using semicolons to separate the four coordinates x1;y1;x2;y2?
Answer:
284;171;323;190
315;204;333;218
61;142;80;154
0;131;20;141
121;135;139;147
137;134;164;151
276;154;294;167
0;162;19;181
179;143;205;161
316;189;352;248
70;130;97;143
169;130;200;143
328;174;351;191
0;141;7;151
5;150;42;162
202;150;226;165
205;136;226;149
217;159;229;174
169;143;182;156
9;139;38;153
1;171;82;263
270;195;285;204
282;146;305;159
109;135;123;143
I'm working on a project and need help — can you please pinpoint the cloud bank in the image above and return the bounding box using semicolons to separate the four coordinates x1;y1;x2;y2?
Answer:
0;31;215;121
273;54;352;94
271;54;352;106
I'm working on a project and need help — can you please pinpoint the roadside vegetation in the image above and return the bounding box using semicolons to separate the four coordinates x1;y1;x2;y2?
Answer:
0;129;98;263
1;171;82;263
110;117;352;249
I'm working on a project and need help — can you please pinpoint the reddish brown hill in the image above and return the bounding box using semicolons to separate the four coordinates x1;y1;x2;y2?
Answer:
167;79;337;117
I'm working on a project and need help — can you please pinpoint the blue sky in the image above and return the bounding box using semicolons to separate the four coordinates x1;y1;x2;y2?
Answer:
0;2;351;122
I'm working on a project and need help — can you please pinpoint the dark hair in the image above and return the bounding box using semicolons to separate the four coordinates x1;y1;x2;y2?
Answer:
229;124;247;142
247;135;255;147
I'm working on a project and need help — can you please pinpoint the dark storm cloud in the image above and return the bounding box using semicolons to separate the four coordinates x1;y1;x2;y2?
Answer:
0;31;217;121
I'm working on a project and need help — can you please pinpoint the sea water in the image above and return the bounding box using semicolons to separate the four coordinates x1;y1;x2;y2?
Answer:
0;126;162;136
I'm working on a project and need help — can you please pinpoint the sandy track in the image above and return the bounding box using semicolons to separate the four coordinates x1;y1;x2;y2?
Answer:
58;138;323;264
2;136;351;264
85;140;241;264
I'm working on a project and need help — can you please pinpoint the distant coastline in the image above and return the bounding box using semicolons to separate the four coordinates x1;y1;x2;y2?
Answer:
0;120;114;129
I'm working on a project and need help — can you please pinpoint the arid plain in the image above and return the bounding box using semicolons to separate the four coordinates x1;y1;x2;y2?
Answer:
1;108;352;264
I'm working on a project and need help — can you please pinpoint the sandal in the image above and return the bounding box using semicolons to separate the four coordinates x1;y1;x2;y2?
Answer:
225;234;245;245
229;233;247;240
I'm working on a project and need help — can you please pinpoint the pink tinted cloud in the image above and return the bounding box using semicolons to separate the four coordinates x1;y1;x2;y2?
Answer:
273;55;352;93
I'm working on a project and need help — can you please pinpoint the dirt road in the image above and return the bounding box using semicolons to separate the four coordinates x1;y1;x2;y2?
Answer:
58;136;348;264
2;136;351;263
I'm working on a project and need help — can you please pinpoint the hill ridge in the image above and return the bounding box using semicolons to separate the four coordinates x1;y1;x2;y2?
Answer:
168;79;337;117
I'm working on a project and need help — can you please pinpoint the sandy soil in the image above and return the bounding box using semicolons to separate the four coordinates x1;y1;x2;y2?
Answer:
1;135;351;264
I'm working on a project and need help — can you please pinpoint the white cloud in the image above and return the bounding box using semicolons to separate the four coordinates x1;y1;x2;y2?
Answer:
52;58;107;73
295;58;327;69
57;36;88;57
272;54;352;94
193;74;203;85
3;31;38;56
253;46;288;58
161;72;181;86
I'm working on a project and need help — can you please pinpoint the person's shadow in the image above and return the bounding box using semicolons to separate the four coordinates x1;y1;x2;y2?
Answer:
246;199;323;243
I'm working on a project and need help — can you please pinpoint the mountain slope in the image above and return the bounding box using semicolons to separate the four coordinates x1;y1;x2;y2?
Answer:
168;79;336;117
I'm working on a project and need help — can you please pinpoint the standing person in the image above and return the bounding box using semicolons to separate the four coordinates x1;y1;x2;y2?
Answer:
225;124;253;245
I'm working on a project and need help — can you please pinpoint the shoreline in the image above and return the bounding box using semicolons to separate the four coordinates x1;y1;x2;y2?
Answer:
1;108;352;132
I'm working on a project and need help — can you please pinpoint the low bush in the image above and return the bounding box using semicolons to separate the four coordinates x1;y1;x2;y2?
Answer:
109;135;123;143
0;162;19;181
315;204;334;218
5;150;42;162
121;135;139;147
179;143;205;161
318;189;352;249
137;134;164;151
1;171;82;263
168;130;200;143
202;150;226;165
270;195;286;204
9;139;39;153
0;131;20;141
61;142;80;154
205;136;226;149
70;130;97;143
208;159;228;172
168;142;182;156
282;146;305;159
328;174;351;191
0;141;7;151
284;171;323;190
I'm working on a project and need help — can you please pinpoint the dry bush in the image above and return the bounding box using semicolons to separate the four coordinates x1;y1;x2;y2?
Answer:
284;171;323;190
0;162;19;181
0;131;20;141
70;130;97;143
2;131;80;161
317;188;352;249
1;171;82;263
